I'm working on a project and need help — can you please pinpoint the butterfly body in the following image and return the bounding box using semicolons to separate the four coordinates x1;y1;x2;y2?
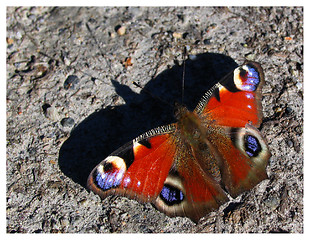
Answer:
88;61;271;222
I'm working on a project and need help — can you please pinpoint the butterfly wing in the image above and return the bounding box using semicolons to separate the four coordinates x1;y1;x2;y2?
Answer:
88;125;178;202
195;61;264;127
194;61;271;197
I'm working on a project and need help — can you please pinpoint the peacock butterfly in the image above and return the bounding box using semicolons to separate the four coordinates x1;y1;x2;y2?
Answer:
87;61;271;222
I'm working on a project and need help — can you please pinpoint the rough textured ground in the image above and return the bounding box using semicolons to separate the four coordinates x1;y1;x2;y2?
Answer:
6;7;303;233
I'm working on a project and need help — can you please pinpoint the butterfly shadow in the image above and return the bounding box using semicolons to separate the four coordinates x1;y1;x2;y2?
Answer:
58;52;238;189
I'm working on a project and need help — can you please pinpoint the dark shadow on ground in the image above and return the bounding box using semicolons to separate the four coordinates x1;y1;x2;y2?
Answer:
58;52;238;188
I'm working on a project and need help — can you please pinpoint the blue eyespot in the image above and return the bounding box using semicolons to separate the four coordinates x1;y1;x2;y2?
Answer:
160;184;184;206
240;66;260;92
244;135;261;157
95;169;123;190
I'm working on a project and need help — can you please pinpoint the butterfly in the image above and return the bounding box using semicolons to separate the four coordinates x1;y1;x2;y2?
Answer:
87;61;271;223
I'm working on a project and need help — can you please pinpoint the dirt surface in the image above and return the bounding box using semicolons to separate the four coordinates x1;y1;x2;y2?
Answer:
6;7;303;233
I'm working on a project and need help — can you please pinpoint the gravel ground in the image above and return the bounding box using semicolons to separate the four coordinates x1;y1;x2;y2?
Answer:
6;6;303;233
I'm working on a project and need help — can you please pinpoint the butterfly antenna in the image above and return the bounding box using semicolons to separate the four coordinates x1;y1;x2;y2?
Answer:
181;46;188;104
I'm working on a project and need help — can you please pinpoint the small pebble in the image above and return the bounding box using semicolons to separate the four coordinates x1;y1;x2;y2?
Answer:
60;217;70;228
64;57;71;66
110;32;116;38
265;195;280;210
203;38;211;45
16;31;22;39
42;104;60;121
296;82;302;90
286;139;294;148
7;37;14;45
79;199;89;207
61;117;75;127
64;75;79;90
172;32;182;39
245;53;256;61
116;25;126;35
46;107;60;121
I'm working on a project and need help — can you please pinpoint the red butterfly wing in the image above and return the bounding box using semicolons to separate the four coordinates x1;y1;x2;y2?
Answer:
194;61;270;197
195;61;264;127
88;125;177;202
